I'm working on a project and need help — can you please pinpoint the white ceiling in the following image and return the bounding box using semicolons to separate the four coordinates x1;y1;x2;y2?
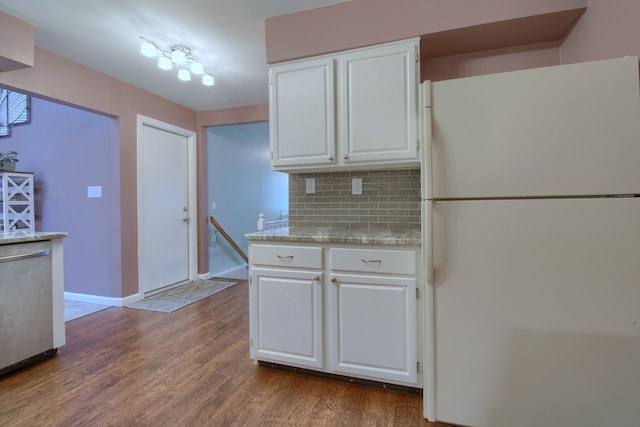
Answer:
0;0;348;111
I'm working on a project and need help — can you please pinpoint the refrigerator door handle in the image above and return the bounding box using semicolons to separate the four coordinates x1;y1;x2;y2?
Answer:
420;81;433;200
425;200;434;287
422;200;436;421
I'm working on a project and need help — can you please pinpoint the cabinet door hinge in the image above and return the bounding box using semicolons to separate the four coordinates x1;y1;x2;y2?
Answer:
417;139;420;150
270;150;274;160
417;361;421;373
416;288;420;299
250;337;253;347
249;276;252;285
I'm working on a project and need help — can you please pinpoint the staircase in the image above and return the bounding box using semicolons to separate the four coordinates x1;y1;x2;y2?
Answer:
0;88;30;137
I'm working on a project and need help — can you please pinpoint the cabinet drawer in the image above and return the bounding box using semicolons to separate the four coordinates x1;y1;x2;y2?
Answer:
330;248;416;275
251;244;322;269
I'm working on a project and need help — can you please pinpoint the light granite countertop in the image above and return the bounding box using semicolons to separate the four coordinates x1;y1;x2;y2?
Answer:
0;231;68;245
245;227;421;246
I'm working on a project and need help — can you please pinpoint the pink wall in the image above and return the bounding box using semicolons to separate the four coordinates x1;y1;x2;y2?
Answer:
0;11;34;71
265;0;587;63
0;22;266;296
266;0;640;84
422;42;561;82
560;0;640;64
0;44;196;298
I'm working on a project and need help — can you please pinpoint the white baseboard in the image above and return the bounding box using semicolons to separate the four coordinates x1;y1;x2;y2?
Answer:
63;272;228;306
213;265;248;280
64;291;143;306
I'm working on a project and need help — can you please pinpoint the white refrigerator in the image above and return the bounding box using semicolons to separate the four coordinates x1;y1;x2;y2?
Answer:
420;57;640;427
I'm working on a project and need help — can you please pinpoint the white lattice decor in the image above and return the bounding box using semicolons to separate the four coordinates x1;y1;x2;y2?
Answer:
1;172;35;231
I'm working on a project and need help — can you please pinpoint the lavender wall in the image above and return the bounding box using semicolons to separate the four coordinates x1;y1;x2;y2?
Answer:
1;97;121;296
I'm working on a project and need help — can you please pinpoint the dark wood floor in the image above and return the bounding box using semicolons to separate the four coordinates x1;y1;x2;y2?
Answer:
0;280;451;426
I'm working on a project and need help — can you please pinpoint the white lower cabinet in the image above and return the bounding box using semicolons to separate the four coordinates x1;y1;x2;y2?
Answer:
250;268;323;368
249;244;323;368
248;242;421;388
329;273;417;385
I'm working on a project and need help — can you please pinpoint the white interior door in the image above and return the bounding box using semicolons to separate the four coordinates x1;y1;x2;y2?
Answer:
137;116;197;294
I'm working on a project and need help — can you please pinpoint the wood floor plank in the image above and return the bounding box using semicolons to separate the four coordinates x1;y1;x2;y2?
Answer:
0;280;443;426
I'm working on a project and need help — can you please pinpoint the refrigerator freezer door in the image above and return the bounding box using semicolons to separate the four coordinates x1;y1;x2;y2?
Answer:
431;198;640;427
430;57;640;199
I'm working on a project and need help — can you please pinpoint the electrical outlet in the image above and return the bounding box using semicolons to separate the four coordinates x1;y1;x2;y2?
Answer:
352;178;362;195
306;177;316;194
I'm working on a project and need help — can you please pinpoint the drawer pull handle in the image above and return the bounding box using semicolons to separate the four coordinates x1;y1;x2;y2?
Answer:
276;255;294;261
361;258;382;265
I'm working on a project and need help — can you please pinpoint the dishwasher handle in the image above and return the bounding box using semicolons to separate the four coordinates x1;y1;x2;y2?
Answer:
0;250;51;264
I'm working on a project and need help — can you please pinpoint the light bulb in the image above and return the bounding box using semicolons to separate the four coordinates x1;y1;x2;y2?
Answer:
140;41;156;57
178;69;191;81
158;56;172;70
172;49;186;64
190;62;204;75
202;74;214;86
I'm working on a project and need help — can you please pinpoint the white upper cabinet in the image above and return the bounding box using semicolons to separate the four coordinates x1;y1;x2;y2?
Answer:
269;38;419;172
337;41;419;166
270;56;336;169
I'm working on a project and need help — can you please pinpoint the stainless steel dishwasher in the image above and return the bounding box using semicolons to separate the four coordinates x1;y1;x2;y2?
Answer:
0;240;54;375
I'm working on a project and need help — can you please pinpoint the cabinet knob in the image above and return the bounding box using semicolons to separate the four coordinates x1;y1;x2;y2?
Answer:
331;276;337;283
343;154;349;160
314;275;320;281
328;155;334;161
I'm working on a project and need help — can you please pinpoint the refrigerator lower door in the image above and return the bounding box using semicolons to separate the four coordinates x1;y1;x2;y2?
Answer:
431;198;640;427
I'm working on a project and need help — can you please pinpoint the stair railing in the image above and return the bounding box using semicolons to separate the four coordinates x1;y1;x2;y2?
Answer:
209;216;248;263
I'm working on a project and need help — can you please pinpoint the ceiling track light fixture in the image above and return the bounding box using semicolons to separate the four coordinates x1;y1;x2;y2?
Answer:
140;36;215;87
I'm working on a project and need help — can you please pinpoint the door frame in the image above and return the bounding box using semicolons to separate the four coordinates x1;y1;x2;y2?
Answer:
136;115;198;294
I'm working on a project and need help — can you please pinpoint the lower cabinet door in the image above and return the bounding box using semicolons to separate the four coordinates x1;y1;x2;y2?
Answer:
250;268;323;368
329;273;418;385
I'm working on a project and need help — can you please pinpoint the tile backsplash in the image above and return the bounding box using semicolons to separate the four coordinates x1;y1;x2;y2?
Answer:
288;169;421;230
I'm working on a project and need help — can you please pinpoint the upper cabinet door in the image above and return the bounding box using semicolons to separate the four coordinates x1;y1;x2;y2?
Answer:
338;40;419;166
270;57;336;169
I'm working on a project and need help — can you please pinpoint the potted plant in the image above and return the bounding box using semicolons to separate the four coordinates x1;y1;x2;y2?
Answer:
0;151;19;172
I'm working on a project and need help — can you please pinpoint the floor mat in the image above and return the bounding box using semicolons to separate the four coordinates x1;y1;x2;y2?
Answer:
125;279;237;313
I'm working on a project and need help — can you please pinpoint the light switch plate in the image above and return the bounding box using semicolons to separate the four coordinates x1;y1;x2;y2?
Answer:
87;186;102;198
352;178;362;195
